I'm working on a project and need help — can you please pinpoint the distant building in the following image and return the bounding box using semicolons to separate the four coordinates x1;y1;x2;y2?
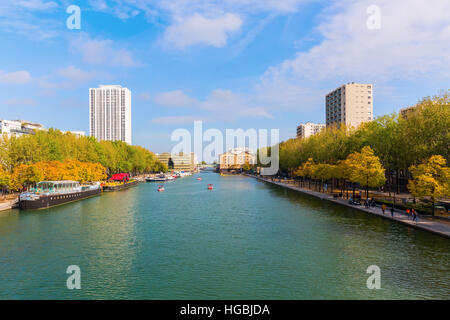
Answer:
0;119;85;139
156;152;197;172
326;82;373;128
219;148;256;170
399;105;417;119
61;130;86;137
0;119;45;137
296;122;325;139
89;85;132;145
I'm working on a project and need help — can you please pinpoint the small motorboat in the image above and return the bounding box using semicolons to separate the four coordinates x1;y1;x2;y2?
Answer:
207;184;213;190
158;185;165;192
197;177;202;181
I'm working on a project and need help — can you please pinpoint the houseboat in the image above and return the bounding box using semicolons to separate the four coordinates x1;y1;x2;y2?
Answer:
102;173;139;192
19;181;101;210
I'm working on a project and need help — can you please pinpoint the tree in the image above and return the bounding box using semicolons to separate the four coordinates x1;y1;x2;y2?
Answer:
311;163;335;193
345;146;386;200
408;155;450;215
242;162;252;172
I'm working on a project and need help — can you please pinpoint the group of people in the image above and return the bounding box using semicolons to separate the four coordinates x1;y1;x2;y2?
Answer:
406;208;419;222
380;203;419;223
364;198;376;209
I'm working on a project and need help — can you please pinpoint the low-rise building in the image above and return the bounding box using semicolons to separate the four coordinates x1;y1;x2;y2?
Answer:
219;148;256;170
399;105;417;119
156;152;197;172
296;122;325;139
0;119;45;137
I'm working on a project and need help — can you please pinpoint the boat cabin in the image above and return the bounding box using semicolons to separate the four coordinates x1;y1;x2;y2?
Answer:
35;181;81;194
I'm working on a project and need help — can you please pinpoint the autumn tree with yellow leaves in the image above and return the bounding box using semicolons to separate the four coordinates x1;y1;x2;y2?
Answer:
408;155;450;215
345;146;386;201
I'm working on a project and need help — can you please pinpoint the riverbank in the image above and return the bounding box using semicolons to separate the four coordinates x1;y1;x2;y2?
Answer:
245;174;450;239
0;198;19;212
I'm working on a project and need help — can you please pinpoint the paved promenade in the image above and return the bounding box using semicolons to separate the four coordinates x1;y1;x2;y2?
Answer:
0;198;19;212
247;174;450;239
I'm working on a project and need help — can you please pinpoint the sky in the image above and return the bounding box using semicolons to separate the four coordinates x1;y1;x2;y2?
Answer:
0;0;449;153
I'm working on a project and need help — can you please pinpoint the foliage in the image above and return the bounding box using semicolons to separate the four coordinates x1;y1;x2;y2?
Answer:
408;155;450;204
10;160;107;188
242;162;252;172
0;129;166;190
345;146;386;197
275;91;450;174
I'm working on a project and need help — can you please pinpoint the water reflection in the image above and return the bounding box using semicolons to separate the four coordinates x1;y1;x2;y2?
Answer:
0;174;448;299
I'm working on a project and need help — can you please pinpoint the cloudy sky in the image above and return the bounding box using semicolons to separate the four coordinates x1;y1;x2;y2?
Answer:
1;0;449;152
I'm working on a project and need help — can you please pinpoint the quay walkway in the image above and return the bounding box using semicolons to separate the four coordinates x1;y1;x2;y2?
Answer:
246;174;450;239
0;198;19;212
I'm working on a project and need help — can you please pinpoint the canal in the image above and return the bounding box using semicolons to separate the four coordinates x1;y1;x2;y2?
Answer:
0;173;449;299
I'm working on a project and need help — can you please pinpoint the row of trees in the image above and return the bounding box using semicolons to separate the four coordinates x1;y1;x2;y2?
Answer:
0;129;167;191
293;146;386;200
268;91;449;192
0;160;107;190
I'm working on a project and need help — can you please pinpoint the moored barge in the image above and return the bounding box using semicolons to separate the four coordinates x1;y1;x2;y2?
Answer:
19;181;101;210
102;179;139;192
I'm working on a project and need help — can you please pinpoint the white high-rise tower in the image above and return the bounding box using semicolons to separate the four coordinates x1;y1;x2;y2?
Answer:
89;85;132;145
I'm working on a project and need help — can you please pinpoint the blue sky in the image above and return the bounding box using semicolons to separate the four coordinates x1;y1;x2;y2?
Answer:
1;0;449;153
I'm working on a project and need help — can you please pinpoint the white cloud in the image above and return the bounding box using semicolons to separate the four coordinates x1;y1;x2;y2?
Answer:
152;88;272;122
3;98;37;106
88;0;309;49
0;1;59;40
164;13;242;48
15;0;58;11
152;116;202;124
57;66;102;82
154;90;198;106
138;92;152;101
257;0;450;110
0;70;32;84
200;89;273;119
70;34;140;67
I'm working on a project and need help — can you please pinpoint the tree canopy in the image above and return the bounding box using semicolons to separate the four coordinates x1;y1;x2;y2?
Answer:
0;129;167;190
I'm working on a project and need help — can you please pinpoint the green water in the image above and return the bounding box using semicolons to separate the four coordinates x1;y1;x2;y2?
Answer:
0;173;448;299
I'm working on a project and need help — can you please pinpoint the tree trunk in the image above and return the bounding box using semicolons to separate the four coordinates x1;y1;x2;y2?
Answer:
396;169;400;194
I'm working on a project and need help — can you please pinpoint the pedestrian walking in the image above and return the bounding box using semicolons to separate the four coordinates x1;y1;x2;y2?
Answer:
406;209;410;219
381;203;386;214
412;209;418;223
390;206;394;217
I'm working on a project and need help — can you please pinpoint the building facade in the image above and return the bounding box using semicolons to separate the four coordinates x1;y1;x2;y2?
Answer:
156;152;197;172
219;148;256;170
296;122;325;139
89;85;132;145
399;105;417;119
0;120;45;137
326;82;373;128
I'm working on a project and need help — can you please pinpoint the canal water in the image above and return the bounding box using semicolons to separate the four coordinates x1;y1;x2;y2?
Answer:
0;173;449;299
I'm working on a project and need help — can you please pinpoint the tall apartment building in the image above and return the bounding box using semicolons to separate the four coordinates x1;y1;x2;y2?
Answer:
296;122;325;139
89;85;132;145
326;82;373;128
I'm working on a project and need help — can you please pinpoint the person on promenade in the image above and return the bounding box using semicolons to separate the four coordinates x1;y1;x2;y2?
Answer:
406;209;410;219
390;206;395;217
412;209;418;223
381;203;386;214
